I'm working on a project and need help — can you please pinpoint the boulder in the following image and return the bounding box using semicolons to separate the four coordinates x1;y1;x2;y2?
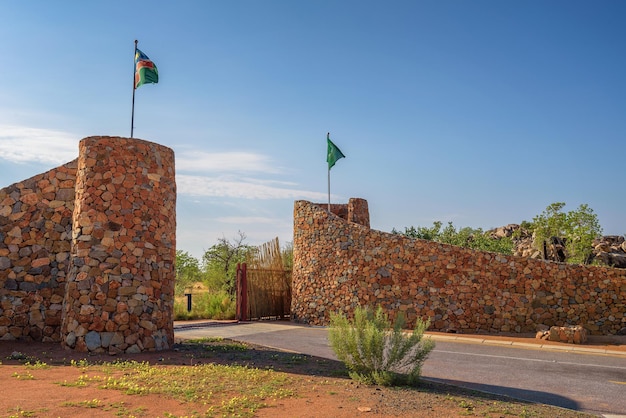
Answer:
548;325;588;344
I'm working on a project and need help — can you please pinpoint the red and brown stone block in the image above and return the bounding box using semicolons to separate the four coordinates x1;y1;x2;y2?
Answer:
292;199;626;336
1;136;176;353
1;160;77;342
61;137;176;353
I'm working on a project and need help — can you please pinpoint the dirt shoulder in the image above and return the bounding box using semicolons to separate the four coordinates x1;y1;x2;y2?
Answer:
0;335;601;417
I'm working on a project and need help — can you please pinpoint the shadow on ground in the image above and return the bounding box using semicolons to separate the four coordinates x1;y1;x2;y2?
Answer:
176;336;582;413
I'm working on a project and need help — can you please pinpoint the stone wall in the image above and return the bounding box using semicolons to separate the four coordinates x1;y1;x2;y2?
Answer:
320;198;370;228
292;199;626;335
1;136;176;353
0;161;77;342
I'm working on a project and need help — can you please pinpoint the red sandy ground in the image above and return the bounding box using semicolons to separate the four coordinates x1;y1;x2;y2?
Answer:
0;333;622;417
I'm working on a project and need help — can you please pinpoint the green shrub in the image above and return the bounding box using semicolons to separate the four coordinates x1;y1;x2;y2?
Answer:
531;202;602;264
394;221;514;255
328;305;435;386
174;291;236;320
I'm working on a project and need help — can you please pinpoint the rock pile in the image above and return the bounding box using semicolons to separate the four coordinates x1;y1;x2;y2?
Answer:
535;325;588;344
593;235;626;269
489;224;626;268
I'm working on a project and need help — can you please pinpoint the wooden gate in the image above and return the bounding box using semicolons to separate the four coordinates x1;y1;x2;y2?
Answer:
236;238;291;321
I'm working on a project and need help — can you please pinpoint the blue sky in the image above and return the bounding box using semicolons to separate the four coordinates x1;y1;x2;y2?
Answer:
1;1;624;260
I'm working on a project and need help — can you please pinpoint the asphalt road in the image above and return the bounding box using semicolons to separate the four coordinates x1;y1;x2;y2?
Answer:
424;341;626;416
174;321;626;417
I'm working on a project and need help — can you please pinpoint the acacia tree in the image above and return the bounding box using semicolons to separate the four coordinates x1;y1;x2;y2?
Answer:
531;202;568;240
174;250;202;295
566;204;603;264
532;202;602;264
202;231;253;296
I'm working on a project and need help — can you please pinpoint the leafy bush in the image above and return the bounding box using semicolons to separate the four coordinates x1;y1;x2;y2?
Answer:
393;221;514;255
531;202;602;264
328;306;435;386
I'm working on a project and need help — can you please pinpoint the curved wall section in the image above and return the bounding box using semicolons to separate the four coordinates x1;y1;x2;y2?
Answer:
292;200;626;335
61;136;176;353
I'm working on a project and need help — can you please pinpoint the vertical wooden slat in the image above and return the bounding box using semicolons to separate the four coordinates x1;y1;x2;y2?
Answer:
235;263;248;321
243;238;292;320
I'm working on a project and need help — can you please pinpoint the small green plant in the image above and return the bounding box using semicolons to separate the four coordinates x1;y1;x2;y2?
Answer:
328;305;435;386
519;407;535;418
8;351;27;360
25;360;49;369
7;407;27;417
186;336;224;343
55;374;98;387
7;351;40;365
70;358;90;368
11;371;34;380
222;395;263;415
7;406;47;417
89;358;290;416
285;355;307;365
458;399;474;411
198;340;248;353
62;399;102;408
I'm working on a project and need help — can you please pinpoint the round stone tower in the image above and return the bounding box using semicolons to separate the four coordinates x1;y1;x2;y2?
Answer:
61;136;176;353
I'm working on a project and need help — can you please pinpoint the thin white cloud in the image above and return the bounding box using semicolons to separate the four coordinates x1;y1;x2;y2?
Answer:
0;125;78;165
237;177;298;187
215;216;276;224
175;150;281;174
0;124;325;202
177;174;327;200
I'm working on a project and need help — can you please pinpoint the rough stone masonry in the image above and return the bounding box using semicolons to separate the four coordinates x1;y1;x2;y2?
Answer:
292;199;626;335
0;136;176;354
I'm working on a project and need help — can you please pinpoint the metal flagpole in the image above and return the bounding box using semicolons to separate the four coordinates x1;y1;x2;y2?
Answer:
328;167;331;212
327;131;331;212
130;40;138;138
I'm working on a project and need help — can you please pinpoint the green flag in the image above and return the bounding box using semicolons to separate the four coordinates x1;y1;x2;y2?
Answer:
326;133;345;170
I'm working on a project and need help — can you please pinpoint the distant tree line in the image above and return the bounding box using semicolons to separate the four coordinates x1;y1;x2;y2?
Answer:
392;221;515;255
175;231;293;297
177;202;604;301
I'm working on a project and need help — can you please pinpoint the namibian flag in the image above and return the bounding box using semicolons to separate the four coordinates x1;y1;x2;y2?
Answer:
134;49;158;89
